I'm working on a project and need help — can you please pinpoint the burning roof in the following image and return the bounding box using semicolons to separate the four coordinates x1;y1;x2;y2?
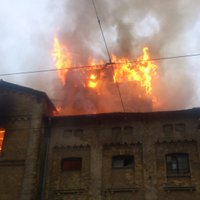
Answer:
52;37;159;115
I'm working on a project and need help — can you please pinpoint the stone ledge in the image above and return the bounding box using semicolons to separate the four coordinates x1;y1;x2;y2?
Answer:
0;160;25;166
104;187;139;194
163;186;196;192
54;188;86;195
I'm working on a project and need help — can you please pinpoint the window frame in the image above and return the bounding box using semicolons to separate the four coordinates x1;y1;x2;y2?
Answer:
166;153;190;177
61;157;82;172
112;155;134;169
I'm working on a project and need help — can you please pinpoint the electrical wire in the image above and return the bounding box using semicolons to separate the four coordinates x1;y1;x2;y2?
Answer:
91;0;112;63
91;0;125;112
0;52;200;77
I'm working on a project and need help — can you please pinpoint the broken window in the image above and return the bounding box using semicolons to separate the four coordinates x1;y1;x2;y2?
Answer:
0;128;5;154
112;155;134;169
166;153;190;175
61;157;82;171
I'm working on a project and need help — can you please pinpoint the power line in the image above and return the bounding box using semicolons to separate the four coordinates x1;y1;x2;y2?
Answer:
91;0;112;64
91;0;125;112
0;52;200;77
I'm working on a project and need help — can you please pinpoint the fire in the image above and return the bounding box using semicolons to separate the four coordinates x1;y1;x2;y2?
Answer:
52;36;159;114
53;37;72;85
88;74;98;88
0;128;5;153
112;47;157;95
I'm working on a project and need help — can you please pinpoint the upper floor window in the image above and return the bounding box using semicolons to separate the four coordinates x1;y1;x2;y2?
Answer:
112;155;134;169
124;126;133;134
112;127;122;134
166;153;190;176
61;157;82;171
163;124;173;136
174;123;185;134
0;128;5;154
163;123;185;136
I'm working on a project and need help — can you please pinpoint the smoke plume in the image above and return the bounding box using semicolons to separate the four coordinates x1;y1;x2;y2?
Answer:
1;0;200;114
53;0;200;114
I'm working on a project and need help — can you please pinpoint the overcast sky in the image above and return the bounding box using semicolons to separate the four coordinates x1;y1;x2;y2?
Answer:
0;0;200;110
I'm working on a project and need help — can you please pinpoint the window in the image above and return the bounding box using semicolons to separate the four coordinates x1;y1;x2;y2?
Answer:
112;127;122;134
175;123;185;134
124;126;133;134
163;124;173;135
0;128;5;154
112;155;134;169
61;157;82;171
63;129;72;138
74;129;83;136
166;153;190;175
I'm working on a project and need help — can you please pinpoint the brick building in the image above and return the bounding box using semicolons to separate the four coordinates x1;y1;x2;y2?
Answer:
0;80;200;200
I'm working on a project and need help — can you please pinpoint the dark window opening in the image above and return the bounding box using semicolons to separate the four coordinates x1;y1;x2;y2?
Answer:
124;126;133;134
163;124;173;135
166;153;189;175
61;157;82;171
63;129;72;138
74;129;83;136
112;127;122;134
0;128;5;154
175;123;185;133
112;155;134;169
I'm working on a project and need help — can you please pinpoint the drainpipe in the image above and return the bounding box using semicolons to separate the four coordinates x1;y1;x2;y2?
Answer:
39;116;52;200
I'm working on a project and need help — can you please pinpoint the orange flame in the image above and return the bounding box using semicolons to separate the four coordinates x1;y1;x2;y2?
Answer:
112;47;157;95
88;74;98;88
0;128;5;153
53;37;72;85
52;36;159;113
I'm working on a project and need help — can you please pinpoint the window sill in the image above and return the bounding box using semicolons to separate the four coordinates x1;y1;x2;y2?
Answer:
163;186;195;192
167;173;191;178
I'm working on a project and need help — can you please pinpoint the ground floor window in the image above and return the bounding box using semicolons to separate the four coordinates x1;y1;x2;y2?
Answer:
61;157;82;171
166;153;189;176
112;155;134;169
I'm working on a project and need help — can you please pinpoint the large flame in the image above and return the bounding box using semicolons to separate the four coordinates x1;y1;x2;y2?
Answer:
53;37;159;114
112;47;157;95
0;128;5;153
53;37;72;85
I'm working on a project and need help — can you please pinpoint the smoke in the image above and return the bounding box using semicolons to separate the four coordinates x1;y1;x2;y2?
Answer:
1;0;200;113
54;0;200;113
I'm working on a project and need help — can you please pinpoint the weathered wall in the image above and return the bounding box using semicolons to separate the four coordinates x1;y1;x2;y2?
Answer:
46;110;200;200
0;86;48;200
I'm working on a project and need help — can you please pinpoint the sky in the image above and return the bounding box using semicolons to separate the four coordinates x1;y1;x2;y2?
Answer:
0;0;200;111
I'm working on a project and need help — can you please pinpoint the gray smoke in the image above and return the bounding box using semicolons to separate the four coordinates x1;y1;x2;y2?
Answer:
1;0;200;113
54;0;200;113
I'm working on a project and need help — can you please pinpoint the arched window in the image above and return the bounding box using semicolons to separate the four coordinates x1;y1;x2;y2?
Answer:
166;153;190;175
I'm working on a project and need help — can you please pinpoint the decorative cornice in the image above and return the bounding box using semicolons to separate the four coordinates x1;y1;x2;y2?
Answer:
155;139;196;145
53;144;90;150
104;141;142;148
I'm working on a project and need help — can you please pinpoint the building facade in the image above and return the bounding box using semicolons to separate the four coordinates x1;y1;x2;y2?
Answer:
0;80;200;200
